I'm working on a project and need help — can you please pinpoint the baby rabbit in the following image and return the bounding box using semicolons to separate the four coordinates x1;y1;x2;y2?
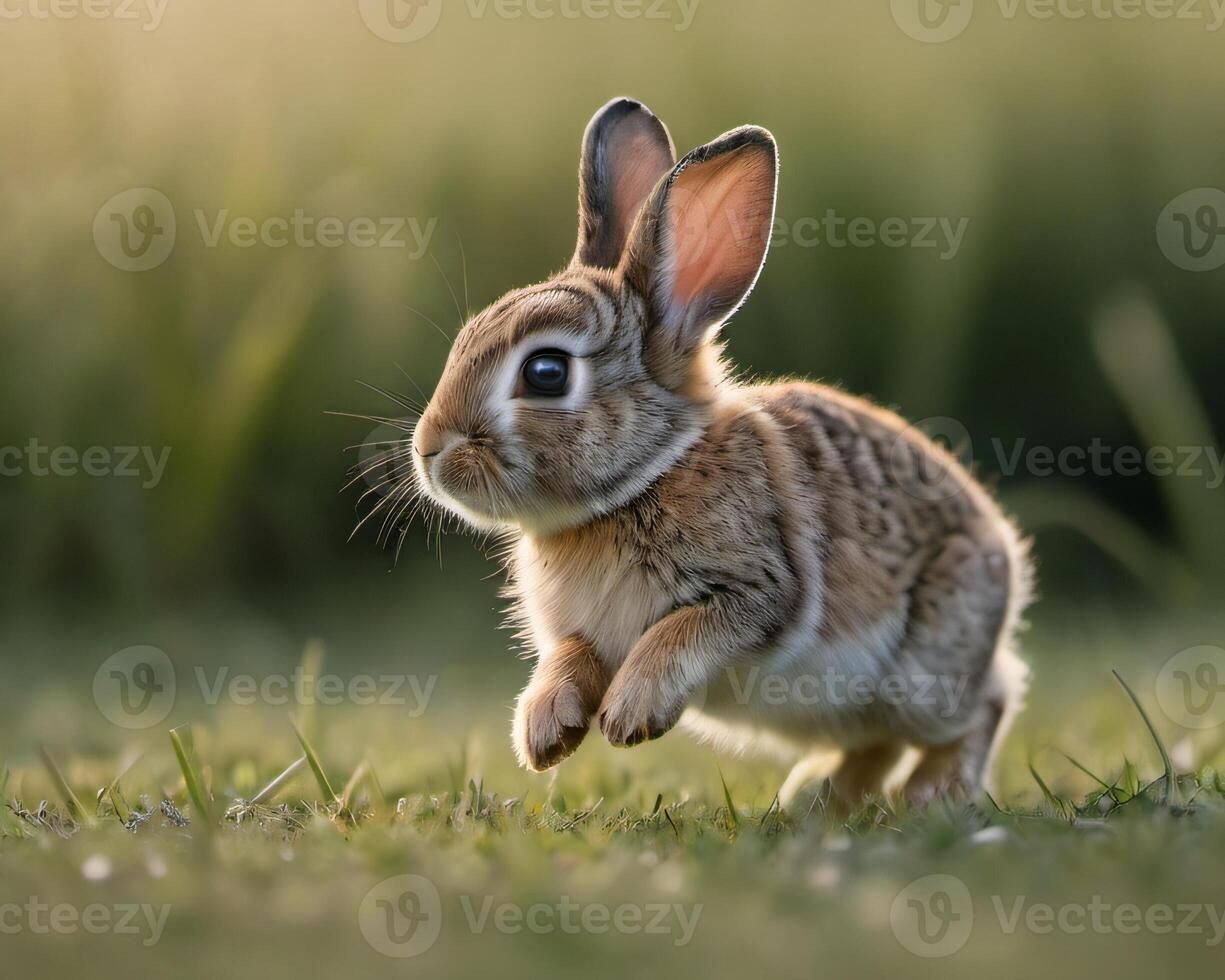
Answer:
409;98;1032;808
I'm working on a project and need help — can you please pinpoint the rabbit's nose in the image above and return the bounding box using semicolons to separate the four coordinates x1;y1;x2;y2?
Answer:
413;421;460;460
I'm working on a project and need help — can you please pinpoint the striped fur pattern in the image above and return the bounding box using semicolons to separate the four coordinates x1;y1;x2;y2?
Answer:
410;98;1033;806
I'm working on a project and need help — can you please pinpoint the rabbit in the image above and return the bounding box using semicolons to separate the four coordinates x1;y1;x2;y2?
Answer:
407;97;1033;808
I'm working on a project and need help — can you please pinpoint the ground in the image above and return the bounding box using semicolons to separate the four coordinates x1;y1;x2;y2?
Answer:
2;600;1224;979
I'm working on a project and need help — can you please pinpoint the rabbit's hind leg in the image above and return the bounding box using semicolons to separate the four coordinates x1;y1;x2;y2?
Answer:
831;742;908;809
903;696;1006;805
904;639;1028;804
778;749;840;811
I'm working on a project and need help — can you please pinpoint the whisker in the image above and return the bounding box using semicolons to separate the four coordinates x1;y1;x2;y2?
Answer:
431;253;466;333
382;494;420;553
406;303;455;345
393;363;432;407
456;231;471;319
377;478;421;547
350;462;414;502
396;497;431;555
348;489;396;542
341;454;413;493
325;410;416;430
355;379;426;415
342;437;412;452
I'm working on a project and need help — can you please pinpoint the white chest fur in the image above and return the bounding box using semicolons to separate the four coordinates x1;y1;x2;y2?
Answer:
514;535;674;667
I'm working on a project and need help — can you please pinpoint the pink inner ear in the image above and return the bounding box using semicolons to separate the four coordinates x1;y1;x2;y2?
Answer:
668;148;775;311
609;128;674;253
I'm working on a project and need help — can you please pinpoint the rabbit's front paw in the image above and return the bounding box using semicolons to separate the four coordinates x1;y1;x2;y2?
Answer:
598;673;684;748
513;677;592;772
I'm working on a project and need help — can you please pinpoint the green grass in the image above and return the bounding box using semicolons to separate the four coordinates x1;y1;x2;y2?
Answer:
4;619;1225;980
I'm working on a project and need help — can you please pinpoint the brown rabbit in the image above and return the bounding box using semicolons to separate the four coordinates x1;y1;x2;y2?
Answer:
407;98;1032;808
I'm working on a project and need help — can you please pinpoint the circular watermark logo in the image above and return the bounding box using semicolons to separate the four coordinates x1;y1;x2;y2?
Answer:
891;0;974;43
93;646;177;730
1156;645;1225;731
358;0;443;43
93;188;177;272
888;415;973;502
1157;188;1225;273
358;874;443;958
357;420;416;500
890;874;973;958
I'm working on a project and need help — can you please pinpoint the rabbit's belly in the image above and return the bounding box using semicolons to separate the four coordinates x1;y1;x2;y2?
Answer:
684;611;911;751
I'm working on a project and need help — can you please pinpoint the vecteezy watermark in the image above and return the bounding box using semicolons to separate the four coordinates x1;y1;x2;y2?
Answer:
355;420;417;501
93;646;438;729
0;0;170;30
0;898;171;946
93;188;438;272
358;874;702;958
888;418;1225;502
357;0;701;44
892;875;1225;958
991;896;1225;945
92;188;177;272
891;0;976;43
359;875;444;958
94;647;178;730
455;895;702;946
891;875;975;957
992;438;1225;489
1157;188;1225;272
192;211;437;255
717;666;970;719
192;666;436;713
770;213;971;261
1156;645;1225;730
892;0;1225;42
0;440;171;488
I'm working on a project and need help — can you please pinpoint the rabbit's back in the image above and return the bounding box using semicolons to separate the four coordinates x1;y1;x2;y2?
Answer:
749;381;1027;645
717;380;1032;746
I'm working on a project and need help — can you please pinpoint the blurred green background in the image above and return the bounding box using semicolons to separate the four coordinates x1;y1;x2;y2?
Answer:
0;0;1221;746
2;0;1223;618
3;4;1225;979
0;0;1221;749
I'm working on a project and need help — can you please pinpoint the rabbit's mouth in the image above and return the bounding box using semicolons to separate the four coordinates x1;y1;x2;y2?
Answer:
416;435;609;536
416;436;519;529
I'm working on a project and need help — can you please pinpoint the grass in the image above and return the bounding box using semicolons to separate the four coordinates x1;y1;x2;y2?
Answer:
3;620;1225;980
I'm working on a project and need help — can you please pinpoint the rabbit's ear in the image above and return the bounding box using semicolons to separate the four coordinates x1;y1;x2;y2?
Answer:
573;98;676;269
622;127;777;381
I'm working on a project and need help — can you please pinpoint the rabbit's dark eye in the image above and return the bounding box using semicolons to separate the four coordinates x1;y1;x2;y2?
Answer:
521;352;570;397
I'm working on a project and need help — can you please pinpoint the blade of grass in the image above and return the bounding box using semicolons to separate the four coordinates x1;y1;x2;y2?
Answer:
296;640;325;748
102;747;143;826
1112;669;1181;806
364;762;388;817
1093;291;1225;581
39;746;93;827
1028;761;1068;819
1120;757;1140;801
291;717;338;806
250;756;308;806
1003;485;1196;602
169;725;214;823
175;255;324;556
717;767;739;832
1057;751;1114;792
340;760;371;815
0;768;22;837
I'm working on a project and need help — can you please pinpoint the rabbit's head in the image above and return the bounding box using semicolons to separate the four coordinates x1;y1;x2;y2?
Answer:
413;98;778;534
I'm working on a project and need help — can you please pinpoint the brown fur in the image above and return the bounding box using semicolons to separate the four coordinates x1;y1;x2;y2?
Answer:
408;99;1033;805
